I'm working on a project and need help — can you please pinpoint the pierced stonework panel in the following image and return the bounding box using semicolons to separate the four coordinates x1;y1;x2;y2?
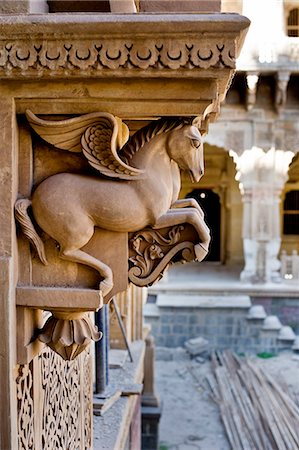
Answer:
16;347;93;450
16;364;34;450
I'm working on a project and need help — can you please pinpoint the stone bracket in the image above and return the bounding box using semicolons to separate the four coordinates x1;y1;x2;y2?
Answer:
16;222;201;363
128;223;199;287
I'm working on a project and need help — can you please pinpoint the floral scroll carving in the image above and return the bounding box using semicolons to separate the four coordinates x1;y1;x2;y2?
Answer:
0;39;236;76
128;224;197;286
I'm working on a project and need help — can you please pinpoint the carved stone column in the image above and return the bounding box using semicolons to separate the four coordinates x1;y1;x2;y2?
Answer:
275;71;290;112
142;333;160;407
246;72;259;110
230;147;294;283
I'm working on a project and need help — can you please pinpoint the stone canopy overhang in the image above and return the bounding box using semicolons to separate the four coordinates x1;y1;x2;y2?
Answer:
0;13;250;126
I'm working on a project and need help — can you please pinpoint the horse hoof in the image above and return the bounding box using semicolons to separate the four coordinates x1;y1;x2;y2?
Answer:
99;279;113;297
194;243;209;262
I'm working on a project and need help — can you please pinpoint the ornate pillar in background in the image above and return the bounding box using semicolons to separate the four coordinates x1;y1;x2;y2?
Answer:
230;147;294;283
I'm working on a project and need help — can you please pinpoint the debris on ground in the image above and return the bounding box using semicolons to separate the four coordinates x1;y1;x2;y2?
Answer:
156;351;230;450
208;350;299;450
155;350;299;450
194;356;206;364
156;346;191;361
184;336;209;356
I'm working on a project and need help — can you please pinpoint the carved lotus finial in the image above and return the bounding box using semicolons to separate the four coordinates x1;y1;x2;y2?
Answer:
38;311;102;360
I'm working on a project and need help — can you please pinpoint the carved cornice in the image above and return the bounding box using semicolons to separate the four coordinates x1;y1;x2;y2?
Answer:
0;13;250;79
0;39;236;74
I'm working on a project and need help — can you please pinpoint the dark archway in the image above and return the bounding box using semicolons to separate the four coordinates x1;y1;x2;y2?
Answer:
186;188;221;261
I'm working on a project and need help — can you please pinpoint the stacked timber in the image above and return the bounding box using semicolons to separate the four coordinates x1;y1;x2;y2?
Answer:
207;351;299;450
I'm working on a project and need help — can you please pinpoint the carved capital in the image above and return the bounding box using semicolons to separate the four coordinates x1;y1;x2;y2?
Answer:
230;147;295;192
38;311;101;360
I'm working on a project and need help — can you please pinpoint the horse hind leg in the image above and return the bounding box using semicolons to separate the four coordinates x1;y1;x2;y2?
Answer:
60;248;113;298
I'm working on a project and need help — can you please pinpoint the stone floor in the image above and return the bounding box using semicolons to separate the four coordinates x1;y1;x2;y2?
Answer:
156;355;230;450
156;349;299;450
148;262;299;297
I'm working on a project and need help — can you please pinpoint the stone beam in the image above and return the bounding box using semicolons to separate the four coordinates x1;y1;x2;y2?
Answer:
139;0;220;12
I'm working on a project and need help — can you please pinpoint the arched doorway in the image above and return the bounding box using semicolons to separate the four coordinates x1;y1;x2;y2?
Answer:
186;189;221;261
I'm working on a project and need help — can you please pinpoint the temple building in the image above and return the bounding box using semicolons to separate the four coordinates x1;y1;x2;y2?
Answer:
146;0;299;362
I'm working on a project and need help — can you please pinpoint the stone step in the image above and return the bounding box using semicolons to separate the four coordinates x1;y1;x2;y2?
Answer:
156;293;251;309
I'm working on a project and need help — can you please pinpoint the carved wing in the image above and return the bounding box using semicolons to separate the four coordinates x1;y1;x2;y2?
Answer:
26;110;144;180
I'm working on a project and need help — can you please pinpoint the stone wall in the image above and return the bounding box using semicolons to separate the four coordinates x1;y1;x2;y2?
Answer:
252;297;299;333
145;295;299;354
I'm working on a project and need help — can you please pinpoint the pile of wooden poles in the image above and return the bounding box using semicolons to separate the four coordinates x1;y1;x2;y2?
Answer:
207;350;299;450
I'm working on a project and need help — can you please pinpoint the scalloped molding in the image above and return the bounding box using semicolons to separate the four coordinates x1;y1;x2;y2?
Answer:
0;39;236;75
0;13;250;78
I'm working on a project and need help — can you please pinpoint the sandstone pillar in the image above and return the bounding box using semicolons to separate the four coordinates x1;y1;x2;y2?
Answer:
142;334;160;407
230;147;294;283
0;11;249;449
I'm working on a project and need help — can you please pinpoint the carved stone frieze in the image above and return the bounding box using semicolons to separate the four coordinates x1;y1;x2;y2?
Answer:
128;224;198;286
0;39;236;75
0;14;250;82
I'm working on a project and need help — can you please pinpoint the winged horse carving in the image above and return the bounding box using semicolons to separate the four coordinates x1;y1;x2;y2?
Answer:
15;111;210;298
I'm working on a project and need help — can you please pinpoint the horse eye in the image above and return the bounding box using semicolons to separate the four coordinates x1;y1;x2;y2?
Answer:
191;139;201;148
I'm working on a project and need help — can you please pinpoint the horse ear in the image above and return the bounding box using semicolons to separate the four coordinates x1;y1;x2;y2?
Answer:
192;117;201;129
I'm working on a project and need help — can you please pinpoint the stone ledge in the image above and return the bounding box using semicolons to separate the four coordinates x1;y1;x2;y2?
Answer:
156;293;251;308
16;286;103;311
0;13;249;32
149;283;299;298
94;340;145;450
0;13;249;86
144;303;160;317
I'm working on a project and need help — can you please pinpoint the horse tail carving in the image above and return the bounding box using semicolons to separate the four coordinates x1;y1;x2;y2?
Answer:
15;198;48;265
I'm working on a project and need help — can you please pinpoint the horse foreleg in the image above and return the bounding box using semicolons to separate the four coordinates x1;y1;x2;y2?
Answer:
171;198;205;217
153;208;210;261
60;248;113;297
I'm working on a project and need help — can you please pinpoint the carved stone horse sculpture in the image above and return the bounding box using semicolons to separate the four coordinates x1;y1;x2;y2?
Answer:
16;111;210;298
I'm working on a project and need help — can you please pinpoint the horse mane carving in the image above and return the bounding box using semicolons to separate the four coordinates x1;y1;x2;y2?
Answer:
120;117;193;163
